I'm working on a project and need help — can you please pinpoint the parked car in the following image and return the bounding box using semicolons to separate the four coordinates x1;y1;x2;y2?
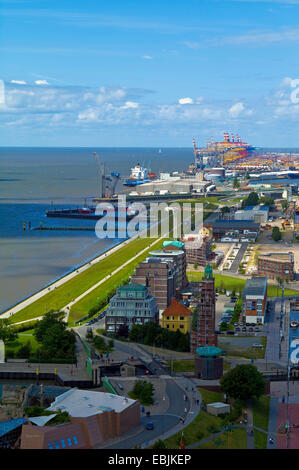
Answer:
234;322;239;327
254;327;260;332
248;327;254;332
246;323;251;327
242;327;247;332
253;343;264;348
250;323;255;327
221;350;227;355
235;327;241;332
227;330;235;335
146;422;154;430
240;321;244;326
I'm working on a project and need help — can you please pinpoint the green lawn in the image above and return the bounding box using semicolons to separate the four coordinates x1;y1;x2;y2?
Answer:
166;360;195;373
218;336;267;360
163;388;224;449
68;237;165;323
254;429;268;449
196;428;247;449
5;333;41;356
252;395;270;431
10;237;162;324
187;271;299;297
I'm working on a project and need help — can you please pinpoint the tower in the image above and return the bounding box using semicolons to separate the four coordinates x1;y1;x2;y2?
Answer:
191;264;217;352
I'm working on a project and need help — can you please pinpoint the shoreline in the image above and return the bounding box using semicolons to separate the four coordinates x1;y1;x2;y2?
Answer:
0;236;129;317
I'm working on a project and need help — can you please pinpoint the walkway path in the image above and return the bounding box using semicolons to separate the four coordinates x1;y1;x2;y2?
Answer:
63;235;165;322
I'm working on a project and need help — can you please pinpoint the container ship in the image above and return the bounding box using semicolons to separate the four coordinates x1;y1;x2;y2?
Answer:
123;163;156;187
193;132;255;168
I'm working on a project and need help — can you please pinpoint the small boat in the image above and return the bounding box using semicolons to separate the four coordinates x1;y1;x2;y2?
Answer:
290;321;299;328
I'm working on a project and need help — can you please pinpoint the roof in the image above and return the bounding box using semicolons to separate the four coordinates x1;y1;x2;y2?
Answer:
207;402;230;408
213;219;260;229
119;283;147;292
47;388;137;418
243;277;267;297
258;252;293;262
162;298;191;317
0;418;27;438
163;240;184;249
203;264;213;280
28;415;57;427
149;249;184;256
195;346;222;357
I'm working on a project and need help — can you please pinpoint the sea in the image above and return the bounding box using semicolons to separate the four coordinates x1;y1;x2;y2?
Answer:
0;147;193;312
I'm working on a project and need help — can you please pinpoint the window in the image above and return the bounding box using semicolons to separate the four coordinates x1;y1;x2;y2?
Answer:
48;442;54;450
54;440;60;449
61;439;66;448
179;316;184;321
73;436;78;445
67;437;72;447
180;325;184;329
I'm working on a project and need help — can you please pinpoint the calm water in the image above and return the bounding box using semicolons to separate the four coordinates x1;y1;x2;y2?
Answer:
0;147;193;312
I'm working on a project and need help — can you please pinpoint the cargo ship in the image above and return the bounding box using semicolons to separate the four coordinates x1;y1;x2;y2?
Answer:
123;163;156;187
193;132;255;168
46;207;138;220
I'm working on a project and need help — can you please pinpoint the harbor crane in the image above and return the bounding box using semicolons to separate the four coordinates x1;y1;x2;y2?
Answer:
93;152;120;198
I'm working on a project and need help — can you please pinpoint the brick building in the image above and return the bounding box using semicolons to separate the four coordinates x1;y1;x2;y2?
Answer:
258;252;295;281
20;388;140;449
131;257;177;313
183;235;212;266
191;264;217;352
149;241;188;289
242;276;267;324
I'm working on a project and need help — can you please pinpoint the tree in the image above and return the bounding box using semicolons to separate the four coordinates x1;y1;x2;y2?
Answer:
272;226;282;242
34;311;75;360
220;364;266;400
0;318;17;343
152;440;167;449
233;177;240;189
281;200;288;211
259;196;274;207
244;192;259;207
193;261;198;270
16;341;31;359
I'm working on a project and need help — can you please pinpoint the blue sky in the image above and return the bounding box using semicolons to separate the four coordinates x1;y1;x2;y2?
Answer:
1;0;299;146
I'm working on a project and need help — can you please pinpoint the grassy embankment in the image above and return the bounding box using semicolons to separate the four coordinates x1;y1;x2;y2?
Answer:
252;396;271;449
163;388;247;450
187;271;299;297
218;336;267;360
10;236;163;325
166;359;231;373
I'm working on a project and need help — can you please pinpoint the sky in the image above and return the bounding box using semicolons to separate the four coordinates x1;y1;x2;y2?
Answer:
1;0;299;147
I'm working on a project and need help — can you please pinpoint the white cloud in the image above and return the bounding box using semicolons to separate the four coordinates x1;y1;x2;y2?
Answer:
35;80;49;85
229;102;245;118
10;80;27;85
122;101;139;109
178;97;193;105
142;55;152;60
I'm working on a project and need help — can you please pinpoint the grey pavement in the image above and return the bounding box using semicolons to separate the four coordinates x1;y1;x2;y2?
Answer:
267;397;279;449
229;243;249;273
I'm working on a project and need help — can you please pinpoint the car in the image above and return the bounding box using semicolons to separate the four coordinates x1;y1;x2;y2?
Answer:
290;321;299;328
252;343;264;348
248;327;254;332
215;330;221;334
250;323;255;327
221;350;227;355
240;321;244;326
235;327;241;332
234;322;239;327
145;421;154;430
254;327;260;332
246;323;251;327
242;327;247;332
227;330;235;335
